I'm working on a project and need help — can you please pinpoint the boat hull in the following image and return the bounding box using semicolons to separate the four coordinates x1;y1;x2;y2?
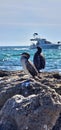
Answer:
30;43;61;49
38;44;61;49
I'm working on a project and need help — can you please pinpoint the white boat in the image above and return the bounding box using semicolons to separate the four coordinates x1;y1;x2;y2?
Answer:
30;33;61;49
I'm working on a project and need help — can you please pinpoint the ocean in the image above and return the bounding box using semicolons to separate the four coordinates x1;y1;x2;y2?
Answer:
0;46;61;72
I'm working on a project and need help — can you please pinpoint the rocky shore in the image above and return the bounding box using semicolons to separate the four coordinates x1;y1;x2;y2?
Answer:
0;70;61;130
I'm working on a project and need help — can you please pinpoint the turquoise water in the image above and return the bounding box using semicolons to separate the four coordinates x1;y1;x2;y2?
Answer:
0;46;61;72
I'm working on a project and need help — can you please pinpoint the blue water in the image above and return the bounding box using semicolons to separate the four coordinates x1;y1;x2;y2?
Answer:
0;46;61;72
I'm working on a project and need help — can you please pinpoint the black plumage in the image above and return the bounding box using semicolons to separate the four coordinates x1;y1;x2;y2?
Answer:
33;47;45;72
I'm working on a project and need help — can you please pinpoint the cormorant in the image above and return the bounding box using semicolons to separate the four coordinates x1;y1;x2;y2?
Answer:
33;46;45;72
20;52;38;78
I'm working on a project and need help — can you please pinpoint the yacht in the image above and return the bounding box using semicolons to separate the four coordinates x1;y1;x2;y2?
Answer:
30;33;61;49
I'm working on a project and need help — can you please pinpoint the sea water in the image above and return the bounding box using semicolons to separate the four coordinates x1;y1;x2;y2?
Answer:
0;46;61;72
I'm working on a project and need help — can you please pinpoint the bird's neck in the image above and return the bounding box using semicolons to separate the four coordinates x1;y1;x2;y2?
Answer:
21;57;28;63
37;51;40;54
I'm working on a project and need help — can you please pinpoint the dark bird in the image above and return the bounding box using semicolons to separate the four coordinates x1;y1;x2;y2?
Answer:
33;46;45;72
20;52;38;78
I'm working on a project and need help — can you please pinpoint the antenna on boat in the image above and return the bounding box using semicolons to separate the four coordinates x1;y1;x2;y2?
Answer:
33;33;38;38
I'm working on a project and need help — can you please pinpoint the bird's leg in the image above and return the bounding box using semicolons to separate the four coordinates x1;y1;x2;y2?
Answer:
34;75;42;82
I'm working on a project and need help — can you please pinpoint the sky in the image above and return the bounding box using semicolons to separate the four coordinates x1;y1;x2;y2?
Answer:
0;0;61;46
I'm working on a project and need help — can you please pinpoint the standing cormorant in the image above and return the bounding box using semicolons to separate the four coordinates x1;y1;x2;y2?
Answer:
33;46;45;72
20;52;38;78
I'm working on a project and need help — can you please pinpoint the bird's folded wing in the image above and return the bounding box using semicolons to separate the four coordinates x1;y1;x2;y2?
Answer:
26;61;38;76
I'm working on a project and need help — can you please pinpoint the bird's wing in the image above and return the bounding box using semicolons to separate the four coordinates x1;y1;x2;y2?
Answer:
40;54;45;68
26;61;38;77
33;53;40;69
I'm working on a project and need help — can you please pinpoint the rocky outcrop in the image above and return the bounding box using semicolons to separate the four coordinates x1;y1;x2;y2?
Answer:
0;70;61;130
52;113;61;130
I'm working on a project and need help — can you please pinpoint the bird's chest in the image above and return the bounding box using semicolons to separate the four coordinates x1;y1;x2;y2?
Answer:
21;59;27;70
21;59;31;76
